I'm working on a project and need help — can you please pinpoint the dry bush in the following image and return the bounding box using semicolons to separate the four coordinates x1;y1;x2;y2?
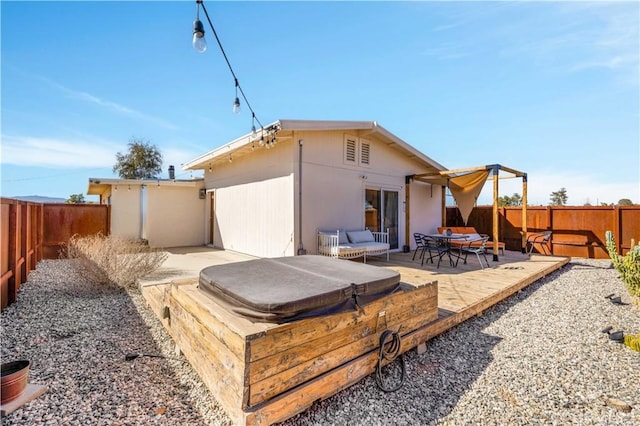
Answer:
66;233;168;289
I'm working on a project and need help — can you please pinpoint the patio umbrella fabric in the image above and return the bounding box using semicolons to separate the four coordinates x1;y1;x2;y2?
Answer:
449;170;490;225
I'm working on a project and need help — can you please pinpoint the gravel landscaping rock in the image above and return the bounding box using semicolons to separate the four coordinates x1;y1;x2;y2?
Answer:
2;258;638;425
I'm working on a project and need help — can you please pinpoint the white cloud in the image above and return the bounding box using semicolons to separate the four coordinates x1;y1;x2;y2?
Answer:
36;75;178;131
476;170;640;206
0;135;118;168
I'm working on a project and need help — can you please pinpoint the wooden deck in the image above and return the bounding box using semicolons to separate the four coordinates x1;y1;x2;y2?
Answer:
369;249;570;343
140;248;569;425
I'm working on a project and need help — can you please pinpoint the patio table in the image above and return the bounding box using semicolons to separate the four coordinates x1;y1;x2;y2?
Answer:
426;233;469;268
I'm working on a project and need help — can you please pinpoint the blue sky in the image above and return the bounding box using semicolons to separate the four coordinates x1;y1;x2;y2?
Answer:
1;1;638;205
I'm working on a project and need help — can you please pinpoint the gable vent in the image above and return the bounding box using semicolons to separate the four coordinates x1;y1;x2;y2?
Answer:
360;142;370;166
345;138;357;163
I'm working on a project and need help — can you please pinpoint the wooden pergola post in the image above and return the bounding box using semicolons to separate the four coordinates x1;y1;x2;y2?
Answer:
441;184;447;227
492;165;499;261
521;174;528;253
404;176;411;252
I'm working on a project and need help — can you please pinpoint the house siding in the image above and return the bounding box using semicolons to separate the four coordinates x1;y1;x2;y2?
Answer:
296;130;441;253
144;185;205;248
110;186;142;241
206;140;295;258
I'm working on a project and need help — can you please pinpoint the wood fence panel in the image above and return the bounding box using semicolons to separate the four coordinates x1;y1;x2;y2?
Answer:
42;204;110;259
620;206;640;254
1;198;44;311
448;205;640;259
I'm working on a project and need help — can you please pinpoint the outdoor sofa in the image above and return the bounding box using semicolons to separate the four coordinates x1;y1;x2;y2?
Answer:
317;228;390;263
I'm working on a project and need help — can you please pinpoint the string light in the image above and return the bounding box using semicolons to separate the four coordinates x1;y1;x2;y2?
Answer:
193;0;265;135
192;2;207;53
233;79;241;114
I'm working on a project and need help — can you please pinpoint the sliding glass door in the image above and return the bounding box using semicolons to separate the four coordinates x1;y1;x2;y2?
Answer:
365;189;399;249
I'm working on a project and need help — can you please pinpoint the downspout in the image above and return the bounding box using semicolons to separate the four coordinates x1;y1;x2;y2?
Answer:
140;184;147;244
297;139;307;255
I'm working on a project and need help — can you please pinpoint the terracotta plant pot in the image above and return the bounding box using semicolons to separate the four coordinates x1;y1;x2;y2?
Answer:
1;360;30;404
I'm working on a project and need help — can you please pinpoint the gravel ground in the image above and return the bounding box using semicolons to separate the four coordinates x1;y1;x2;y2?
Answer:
2;258;639;425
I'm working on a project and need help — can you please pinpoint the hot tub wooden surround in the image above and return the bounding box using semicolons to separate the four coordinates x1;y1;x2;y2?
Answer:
141;250;568;425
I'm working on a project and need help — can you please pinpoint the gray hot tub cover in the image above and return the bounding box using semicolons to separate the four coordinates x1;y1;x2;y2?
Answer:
198;255;400;323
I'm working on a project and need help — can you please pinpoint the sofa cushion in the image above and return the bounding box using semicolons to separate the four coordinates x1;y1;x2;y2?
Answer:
347;230;375;243
338;231;349;244
466;233;482;241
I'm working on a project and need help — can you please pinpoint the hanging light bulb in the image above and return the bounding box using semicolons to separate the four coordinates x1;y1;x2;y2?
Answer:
192;1;207;53
251;142;255;151
233;79;241;114
229;154;233;163
251;112;257;137
192;20;207;52
259;130;265;147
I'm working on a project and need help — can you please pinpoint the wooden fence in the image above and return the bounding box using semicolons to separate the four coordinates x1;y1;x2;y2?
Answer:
1;198;43;311
1;198;110;311
42;203;110;259
447;205;640;258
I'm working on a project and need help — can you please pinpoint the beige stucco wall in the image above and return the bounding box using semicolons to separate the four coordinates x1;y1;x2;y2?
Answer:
202;128;443;257
296;130;442;253
205;141;295;258
110;186;142;240
144;184;206;248
408;181;443;248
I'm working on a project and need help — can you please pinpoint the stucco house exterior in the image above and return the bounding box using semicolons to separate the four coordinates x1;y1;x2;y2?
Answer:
87;177;206;248
182;119;448;258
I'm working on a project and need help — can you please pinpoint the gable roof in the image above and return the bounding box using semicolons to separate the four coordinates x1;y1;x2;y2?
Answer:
182;119;447;173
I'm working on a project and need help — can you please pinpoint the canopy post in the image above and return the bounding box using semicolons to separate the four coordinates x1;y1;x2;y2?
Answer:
492;166;499;261
521;174;528;253
441;184;447;227
404;176;412;253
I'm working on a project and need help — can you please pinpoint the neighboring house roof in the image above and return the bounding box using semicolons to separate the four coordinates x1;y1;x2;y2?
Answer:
182;119;447;173
87;178;203;196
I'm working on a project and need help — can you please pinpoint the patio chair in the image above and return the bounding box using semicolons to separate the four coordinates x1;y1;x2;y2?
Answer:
526;231;552;255
421;235;451;268
460;235;490;269
412;233;427;261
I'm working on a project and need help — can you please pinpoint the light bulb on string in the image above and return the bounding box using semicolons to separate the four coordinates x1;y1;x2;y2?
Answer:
251;112;257;137
192;2;207;53
233;79;241;114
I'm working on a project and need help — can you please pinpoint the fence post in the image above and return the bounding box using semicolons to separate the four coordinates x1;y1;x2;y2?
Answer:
613;205;621;254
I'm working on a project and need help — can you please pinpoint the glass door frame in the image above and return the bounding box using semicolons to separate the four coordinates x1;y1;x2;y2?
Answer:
364;187;400;250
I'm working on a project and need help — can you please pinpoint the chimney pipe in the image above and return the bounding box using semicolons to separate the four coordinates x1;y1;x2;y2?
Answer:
168;165;175;180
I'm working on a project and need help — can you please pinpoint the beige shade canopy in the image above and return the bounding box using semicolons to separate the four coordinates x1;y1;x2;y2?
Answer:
448;170;490;224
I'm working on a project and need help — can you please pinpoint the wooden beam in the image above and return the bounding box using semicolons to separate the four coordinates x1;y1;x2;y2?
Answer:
492;167;499;261
404;177;411;252
521;175;528;253
441;185;447;227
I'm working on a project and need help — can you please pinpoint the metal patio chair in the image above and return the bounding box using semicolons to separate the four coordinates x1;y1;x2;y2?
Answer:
526;231;552;255
460;235;490;269
412;233;427;261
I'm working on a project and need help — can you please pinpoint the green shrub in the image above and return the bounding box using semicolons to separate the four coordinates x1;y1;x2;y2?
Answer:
65;233;168;289
605;231;640;302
